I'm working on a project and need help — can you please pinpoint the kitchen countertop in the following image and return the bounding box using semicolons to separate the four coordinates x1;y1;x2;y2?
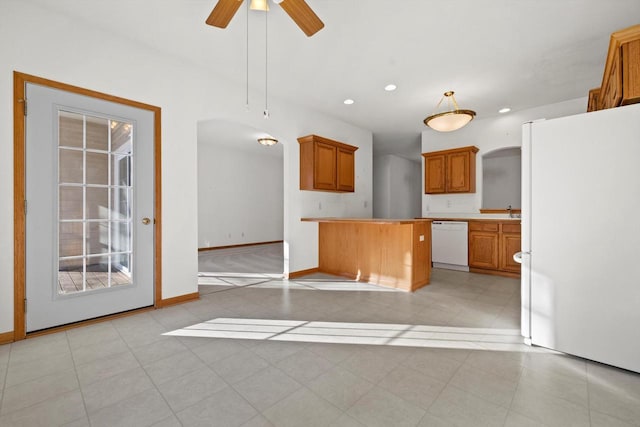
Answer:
301;217;432;225
423;217;521;222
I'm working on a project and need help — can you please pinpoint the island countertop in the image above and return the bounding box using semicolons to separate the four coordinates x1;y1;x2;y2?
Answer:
301;217;432;225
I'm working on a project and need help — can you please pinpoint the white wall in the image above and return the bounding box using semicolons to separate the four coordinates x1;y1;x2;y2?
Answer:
0;1;372;334
198;142;284;248
421;98;587;217
373;154;421;219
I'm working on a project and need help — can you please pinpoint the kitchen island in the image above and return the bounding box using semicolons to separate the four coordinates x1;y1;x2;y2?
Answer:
301;218;432;291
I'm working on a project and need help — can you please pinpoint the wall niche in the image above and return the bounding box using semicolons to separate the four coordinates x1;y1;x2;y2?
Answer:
482;147;521;209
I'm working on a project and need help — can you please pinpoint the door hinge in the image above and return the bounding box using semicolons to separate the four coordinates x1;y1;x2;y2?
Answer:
24;298;27;313
19;98;27;116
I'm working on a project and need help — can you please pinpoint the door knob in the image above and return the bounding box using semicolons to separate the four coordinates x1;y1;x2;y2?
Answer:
142;217;151;225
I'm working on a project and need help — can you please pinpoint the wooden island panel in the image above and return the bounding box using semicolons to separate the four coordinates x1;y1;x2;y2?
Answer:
309;219;432;292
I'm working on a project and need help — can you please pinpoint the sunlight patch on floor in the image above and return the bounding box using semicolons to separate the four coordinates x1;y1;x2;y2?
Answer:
164;317;543;352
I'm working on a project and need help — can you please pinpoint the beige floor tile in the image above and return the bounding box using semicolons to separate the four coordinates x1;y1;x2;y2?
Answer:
8;332;69;365
240;414;275;427
1;368;79;415
510;383;590;427
88;388;172;427
449;363;519;407
66;322;120;350
176;387;257;426
4;260;640;427
339;348;399;383
150;415;183;427
190;338;246;364
0;390;86;427
518;366;589;407
503;411;546;427
307;366;375;411
233;366;301;411
81;366;154;414
401;348;467;383
212;348;271;384
131;336;188;366
251;340;304;363
76;350;140;387
463;349;526;381
416;413;452;427
427;384;509;426
588;382;640;425
62;416;91;427
346;386;425;427
589;409;638;427
70;337;130;366
263;388;343;427
275;348;335;383
5;350;75;387
377;365;447;410
157;367;228;412
143;349;205;386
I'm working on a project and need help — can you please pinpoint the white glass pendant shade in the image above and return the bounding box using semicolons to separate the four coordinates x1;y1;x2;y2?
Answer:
257;137;278;146
250;0;269;11
423;91;476;132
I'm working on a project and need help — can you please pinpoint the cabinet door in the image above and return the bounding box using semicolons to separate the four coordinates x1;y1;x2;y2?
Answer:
314;141;337;190
336;148;355;192
622;39;640;106
447;151;471;192
500;232;522;273
468;231;499;270
424;154;446;193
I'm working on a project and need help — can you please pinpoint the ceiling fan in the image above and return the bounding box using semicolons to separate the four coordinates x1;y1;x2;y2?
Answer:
206;0;324;37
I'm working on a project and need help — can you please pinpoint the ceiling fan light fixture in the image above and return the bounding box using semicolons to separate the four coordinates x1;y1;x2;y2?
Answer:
257;137;278;146
250;0;269;11
423;91;476;132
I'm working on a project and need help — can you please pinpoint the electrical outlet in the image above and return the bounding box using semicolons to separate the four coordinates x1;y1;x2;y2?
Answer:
419;235;425;242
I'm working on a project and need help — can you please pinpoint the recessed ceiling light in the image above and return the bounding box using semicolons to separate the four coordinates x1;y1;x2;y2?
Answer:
384;84;397;92
343;99;355;105
498;107;511;114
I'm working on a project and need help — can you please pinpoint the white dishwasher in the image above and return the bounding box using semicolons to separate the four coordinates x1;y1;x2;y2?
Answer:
431;221;469;271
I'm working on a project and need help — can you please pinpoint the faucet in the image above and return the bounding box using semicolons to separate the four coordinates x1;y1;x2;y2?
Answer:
508;205;513;218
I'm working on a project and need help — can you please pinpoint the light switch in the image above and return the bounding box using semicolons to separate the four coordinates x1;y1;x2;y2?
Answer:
419;235;425;241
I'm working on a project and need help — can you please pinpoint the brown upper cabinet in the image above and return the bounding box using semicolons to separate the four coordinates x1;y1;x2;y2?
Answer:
298;134;358;192
588;24;640;112
422;146;479;194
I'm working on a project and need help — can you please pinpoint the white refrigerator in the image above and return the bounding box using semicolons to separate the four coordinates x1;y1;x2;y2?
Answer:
521;102;640;374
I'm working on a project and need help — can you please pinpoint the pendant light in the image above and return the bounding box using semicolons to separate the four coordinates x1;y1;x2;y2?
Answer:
250;0;269;11
423;91;476;132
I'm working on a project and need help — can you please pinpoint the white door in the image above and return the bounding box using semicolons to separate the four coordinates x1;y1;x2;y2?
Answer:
522;104;640;373
25;83;155;332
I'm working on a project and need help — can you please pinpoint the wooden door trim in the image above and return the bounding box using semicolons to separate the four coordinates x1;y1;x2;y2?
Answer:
13;71;163;340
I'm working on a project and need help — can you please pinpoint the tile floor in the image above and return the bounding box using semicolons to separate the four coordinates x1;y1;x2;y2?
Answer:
1;269;639;426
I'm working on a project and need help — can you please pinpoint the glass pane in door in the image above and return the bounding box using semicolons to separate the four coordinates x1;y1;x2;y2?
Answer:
57;110;134;295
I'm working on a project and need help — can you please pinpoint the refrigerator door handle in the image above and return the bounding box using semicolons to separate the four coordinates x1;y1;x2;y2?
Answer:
513;251;530;264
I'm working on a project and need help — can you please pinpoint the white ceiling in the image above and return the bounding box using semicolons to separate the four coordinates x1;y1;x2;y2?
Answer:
33;0;640;159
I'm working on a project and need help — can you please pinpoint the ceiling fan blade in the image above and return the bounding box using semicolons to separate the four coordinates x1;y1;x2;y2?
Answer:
278;0;324;37
206;0;244;28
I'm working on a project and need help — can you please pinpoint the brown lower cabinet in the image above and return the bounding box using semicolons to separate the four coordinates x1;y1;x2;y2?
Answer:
468;221;521;277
